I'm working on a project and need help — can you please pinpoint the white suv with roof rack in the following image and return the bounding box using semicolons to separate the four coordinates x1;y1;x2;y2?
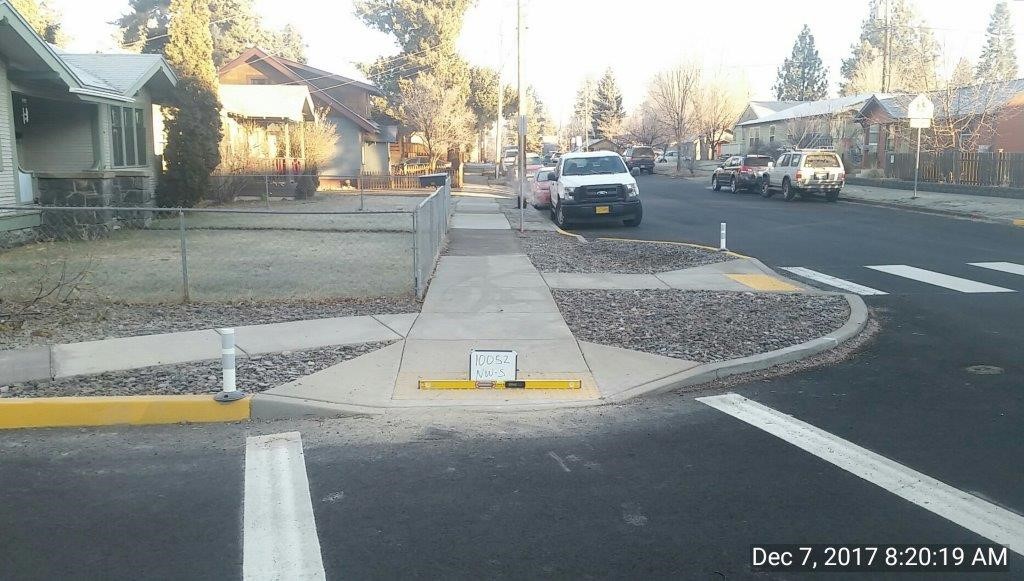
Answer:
761;148;846;202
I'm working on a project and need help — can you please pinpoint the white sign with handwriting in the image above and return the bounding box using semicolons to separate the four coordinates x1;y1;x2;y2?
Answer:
470;350;518;381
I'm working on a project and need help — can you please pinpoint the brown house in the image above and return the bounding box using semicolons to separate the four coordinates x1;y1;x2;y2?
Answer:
218;48;396;178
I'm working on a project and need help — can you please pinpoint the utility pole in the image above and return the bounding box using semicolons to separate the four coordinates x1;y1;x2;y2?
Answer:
516;0;526;232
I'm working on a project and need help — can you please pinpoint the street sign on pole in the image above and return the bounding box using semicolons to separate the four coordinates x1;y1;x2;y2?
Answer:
906;94;934;199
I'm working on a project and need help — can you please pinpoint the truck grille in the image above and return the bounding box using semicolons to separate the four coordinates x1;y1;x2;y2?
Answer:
577;184;625;202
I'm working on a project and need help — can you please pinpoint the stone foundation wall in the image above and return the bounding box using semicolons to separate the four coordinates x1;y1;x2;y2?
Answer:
37;175;155;240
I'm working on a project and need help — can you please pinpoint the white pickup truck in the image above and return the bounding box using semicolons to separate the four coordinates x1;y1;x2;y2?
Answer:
761;149;846;202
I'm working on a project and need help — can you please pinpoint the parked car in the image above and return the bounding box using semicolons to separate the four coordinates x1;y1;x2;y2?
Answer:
530;167;556;208
762;149;846;201
656;150;678;164
525;153;544;178
548;151;642;228
622;146;657;174
712;154;773;193
500;147;518;175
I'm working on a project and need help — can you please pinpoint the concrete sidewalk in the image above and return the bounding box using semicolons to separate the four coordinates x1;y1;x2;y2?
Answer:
841;183;1024;225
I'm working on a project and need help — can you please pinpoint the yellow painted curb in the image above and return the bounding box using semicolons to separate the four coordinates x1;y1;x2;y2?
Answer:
419;379;582;390
1013;219;1024;227
597;237;749;259
554;225;586;242
0;395;251;430
727;274;800;292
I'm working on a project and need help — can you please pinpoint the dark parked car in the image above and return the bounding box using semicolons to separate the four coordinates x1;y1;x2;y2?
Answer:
622;146;657;174
712;155;773;193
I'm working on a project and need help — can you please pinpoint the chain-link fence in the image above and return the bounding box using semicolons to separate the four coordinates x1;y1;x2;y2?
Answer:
0;184;451;304
412;179;452;298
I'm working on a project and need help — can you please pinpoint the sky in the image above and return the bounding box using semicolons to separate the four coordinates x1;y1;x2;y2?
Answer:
52;0;1024;123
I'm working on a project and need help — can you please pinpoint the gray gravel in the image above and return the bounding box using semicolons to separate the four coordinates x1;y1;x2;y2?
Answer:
518;231;731;274
0;297;420;350
1;341;393;397
552;289;850;362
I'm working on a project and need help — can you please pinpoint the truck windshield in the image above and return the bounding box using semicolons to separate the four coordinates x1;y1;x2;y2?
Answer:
562;155;628;176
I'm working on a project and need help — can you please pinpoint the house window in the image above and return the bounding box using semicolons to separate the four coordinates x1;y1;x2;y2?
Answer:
749;127;761;148
769;125;776;144
110;106;147;167
867;125;879;153
248;77;269;85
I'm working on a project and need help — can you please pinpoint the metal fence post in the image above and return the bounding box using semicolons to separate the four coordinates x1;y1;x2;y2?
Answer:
264;175;271;209
412;211;420;298
178;210;190;302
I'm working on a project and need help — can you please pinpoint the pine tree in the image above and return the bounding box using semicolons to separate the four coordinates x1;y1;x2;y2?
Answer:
572;77;596;139
949;58;975;88
592;68;625;140
158;0;223;207
773;25;829;101
11;0;65;44
840;0;940;95
261;24;307;64
976;1;1018;82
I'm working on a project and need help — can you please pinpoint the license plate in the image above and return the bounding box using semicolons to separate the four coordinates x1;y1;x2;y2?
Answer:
595;206;610;214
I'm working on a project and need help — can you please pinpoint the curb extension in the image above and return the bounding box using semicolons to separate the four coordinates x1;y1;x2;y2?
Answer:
0;395;250;430
597;236;750;259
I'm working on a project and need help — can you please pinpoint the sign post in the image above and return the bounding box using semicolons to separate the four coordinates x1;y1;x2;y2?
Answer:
907;94;935;200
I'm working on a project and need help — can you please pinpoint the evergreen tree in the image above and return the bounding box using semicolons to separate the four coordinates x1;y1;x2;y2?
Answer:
773;25;829;101
158;0;223;207
840;0;940;95
117;0;306;66
572;77;596;139
949;57;975;88
355;0;473;118
592;68;625;140
524;87;551;152
976;1;1018;82
11;0;65;44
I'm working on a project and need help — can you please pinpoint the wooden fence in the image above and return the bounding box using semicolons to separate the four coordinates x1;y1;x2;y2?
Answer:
886;151;1024;188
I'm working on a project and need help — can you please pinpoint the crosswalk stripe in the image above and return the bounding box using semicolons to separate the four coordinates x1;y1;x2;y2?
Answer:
969;262;1024;277
781;267;888;295
244;432;326;581
699;393;1024;557
866;265;1016;293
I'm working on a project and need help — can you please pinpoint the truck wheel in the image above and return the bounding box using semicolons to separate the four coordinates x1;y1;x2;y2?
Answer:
555;204;570;228
729;176;738;193
712;176;721;191
623;206;643;227
826;189;840;202
782;179;797;201
760;177;773;198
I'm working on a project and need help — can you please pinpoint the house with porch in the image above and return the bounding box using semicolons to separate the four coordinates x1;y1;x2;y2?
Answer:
217;48;396;186
218;83;316;175
855;79;1024;168
0;0;177;245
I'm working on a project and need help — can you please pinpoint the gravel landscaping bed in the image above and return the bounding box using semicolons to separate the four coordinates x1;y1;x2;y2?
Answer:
553;289;850;362
518;231;731;274
1;341;393;398
0;297;420;350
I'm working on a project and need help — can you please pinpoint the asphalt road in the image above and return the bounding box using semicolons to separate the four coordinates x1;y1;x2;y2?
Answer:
2;174;1022;580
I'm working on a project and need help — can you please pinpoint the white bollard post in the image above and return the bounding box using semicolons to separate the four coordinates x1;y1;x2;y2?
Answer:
720;222;728;252
214;328;244;402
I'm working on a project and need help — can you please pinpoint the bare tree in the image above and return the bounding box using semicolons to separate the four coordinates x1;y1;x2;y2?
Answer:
648;62;701;172
400;73;474;170
622;102;665;146
691;77;745;160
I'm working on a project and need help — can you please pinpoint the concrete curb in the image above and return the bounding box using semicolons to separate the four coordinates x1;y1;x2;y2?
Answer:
841;197;1016;225
249;293;869;420
0;395;251;430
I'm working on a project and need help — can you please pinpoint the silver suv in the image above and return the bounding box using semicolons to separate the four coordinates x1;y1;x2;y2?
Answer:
762;149;846;202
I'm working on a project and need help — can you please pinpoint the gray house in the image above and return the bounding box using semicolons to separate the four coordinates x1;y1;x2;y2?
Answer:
218;48;396;185
0;0;177;245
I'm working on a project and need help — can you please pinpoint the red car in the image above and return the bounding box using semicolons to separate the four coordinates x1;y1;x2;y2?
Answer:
529;167;556;208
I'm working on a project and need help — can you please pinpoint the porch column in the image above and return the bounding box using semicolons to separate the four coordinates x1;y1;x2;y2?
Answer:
299;123;306;173
284;123;292;177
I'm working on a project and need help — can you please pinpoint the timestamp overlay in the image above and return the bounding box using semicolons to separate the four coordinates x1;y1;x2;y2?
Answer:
751;544;1010;573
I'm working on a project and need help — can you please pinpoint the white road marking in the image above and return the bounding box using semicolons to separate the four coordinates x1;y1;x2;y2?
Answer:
698;394;1024;557
969;261;1024;277
243;432;326;581
548;451;571;473
866;265;1015;293
781;267;888;295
